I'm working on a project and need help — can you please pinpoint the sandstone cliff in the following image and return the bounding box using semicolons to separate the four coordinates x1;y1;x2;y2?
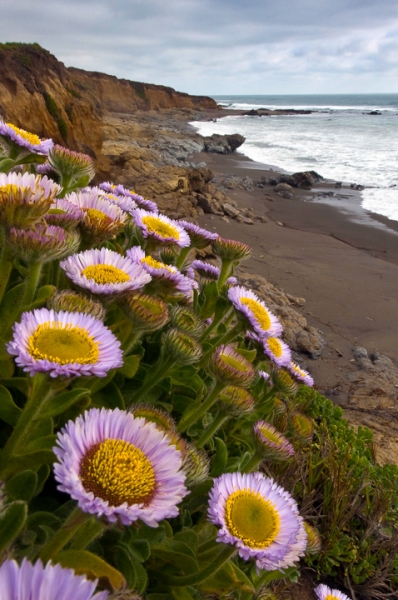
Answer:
0;43;217;165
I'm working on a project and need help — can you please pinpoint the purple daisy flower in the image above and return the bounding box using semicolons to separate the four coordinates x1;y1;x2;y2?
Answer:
99;182;158;212
53;407;188;526
133;208;190;247
208;471;307;571
7;308;123;378
187;259;220;280
178;220;219;248
0;558;108;600
288;362;314;387
0;172;61;229
253;420;295;461
258;369;270;383
314;584;351;600
66;190;128;241
60;248;151;295
127;246;197;297
262;337;292;368
228;286;282;339
0;121;53;155
45;199;84;229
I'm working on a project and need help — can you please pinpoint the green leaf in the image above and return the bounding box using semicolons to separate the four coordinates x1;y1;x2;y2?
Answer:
0;501;27;553
121;539;150;562
114;545;148;593
0;358;14;378
3;449;55;477
40;388;90;418
5;470;38;501
0;377;28;394
91;381;125;410
23;435;56;453
210;437;228;477
234;347;257;363
171;587;195;600
197;562;255;594
55;550;125;590
118;354;140;378
151;540;198;575
0;283;24;335
0;384;22;425
174;530;198;552
30;285;56;309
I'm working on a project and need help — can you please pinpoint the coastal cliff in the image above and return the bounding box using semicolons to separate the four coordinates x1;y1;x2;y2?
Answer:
0;42;217;165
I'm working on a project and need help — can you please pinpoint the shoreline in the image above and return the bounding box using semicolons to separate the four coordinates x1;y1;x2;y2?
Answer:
192;106;398;240
187;113;398;414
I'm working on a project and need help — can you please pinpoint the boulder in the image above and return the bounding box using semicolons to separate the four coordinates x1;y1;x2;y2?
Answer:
274;183;294;198
203;133;245;154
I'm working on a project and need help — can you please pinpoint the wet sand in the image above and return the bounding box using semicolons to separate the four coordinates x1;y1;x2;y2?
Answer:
193;147;398;401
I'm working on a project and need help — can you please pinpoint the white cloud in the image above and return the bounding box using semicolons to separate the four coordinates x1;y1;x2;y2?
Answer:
0;0;397;93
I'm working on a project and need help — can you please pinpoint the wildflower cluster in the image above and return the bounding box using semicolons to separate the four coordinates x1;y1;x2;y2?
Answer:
1;120;394;600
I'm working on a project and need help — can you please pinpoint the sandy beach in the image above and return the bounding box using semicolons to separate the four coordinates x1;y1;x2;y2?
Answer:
192;136;398;406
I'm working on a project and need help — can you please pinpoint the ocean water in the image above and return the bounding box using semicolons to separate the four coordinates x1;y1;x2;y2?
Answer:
191;94;398;222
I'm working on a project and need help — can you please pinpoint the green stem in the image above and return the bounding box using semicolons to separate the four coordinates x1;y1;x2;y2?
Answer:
21;261;42;309
198;321;244;369
196;412;229;448
199;306;234;343
129;355;175;402
175;246;192;269
177;381;225;433
38;507;93;563
217;260;232;290
242;452;262;473
0;373;62;474
0;238;13;306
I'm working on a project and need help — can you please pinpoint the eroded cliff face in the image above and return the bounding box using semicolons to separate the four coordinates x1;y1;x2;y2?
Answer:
0;43;217;167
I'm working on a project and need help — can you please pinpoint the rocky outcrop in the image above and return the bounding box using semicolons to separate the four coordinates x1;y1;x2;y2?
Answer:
0;43;104;162
242;108;312;116
259;170;324;189
203;133;245;154
343;347;398;466
0;43;217;173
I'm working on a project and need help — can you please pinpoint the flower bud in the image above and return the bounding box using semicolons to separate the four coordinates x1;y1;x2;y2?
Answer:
122;291;170;332
48;290;106;321
212;236;251;261
253;420;295;461
210;345;255;387
181;443;210;486
161;328;203;365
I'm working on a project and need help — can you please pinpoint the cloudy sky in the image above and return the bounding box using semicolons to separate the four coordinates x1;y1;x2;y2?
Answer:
2;0;397;96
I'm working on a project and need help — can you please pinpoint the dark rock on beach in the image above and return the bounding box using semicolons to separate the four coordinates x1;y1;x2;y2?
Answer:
203;133;246;154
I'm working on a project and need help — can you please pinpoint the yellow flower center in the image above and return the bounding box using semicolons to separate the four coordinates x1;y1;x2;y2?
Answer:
6;123;42;146
240;297;271;332
0;184;26;203
85;208;112;226
81;264;130;285
142;216;180;241
266;337;283;358
225;489;280;548
325;596;340;600
142;256;175;273
258;425;282;445
80;438;156;506
292;364;305;377
27;322;99;365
